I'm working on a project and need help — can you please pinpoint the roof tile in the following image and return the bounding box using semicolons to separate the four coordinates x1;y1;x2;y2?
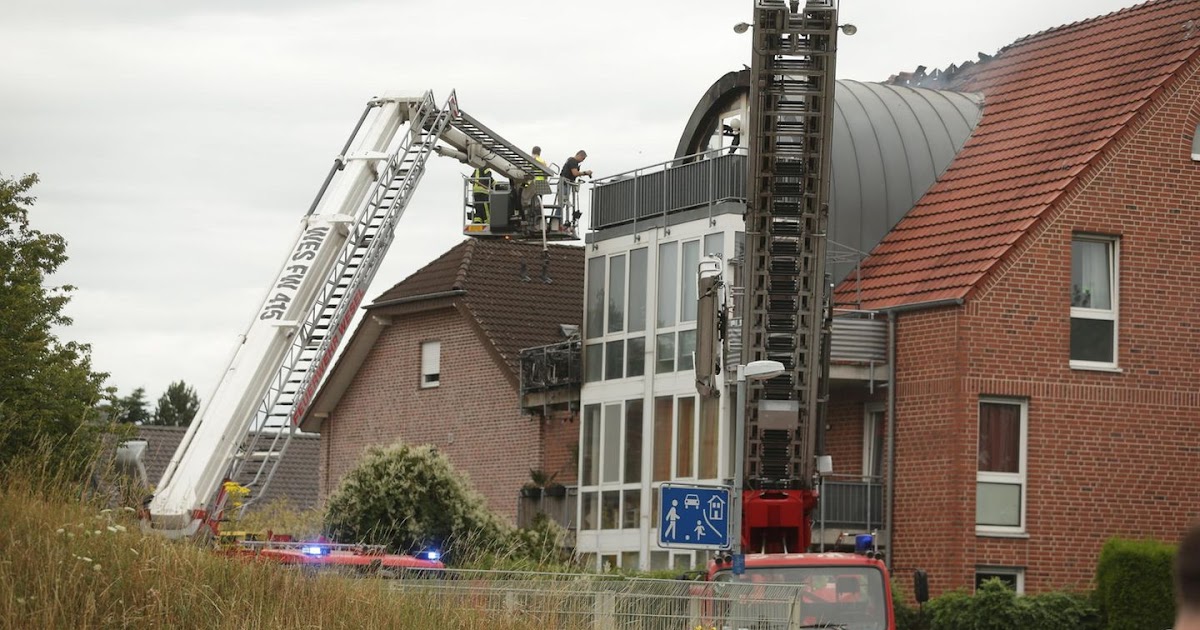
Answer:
372;239;584;376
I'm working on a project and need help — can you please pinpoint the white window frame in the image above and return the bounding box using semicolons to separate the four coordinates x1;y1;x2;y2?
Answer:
1069;235;1119;371
420;341;440;388
975;566;1025;595
862;404;885;482
976;397;1028;536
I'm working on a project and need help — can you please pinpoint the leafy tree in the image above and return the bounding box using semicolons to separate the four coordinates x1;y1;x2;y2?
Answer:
115;387;151;425
324;442;511;562
0;173;108;472
151;381;199;426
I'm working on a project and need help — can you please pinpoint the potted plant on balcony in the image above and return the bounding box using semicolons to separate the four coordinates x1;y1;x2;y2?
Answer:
521;469;565;499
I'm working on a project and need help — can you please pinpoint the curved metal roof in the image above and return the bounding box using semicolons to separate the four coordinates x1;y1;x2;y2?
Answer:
829;80;983;282
674;72;984;282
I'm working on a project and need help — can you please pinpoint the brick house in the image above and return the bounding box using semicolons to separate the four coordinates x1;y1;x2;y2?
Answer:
298;238;583;523
829;0;1200;595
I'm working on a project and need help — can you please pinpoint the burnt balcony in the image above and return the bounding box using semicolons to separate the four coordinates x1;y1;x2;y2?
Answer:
519;339;582;416
829;310;889;385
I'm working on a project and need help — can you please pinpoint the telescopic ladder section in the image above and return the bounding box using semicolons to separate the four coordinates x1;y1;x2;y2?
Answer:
742;1;838;492
234;93;455;509
148;92;453;536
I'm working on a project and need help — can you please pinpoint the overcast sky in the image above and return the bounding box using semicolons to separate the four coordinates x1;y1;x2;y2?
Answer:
2;0;1139;402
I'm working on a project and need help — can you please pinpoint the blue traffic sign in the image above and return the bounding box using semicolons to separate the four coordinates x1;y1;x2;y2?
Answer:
658;483;731;550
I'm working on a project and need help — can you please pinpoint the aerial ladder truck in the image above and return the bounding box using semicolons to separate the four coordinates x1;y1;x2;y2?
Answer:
119;90;577;566
694;1;927;624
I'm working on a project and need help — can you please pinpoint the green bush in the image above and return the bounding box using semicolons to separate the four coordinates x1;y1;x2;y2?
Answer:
324;442;510;561
920;579;1098;630
1094;537;1175;630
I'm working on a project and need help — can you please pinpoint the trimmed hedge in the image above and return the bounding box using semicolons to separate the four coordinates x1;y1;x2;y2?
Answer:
898;579;1099;630
1094;537;1175;630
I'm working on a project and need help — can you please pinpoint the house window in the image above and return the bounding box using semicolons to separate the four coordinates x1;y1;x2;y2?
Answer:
605;340;624;380
1070;235;1118;367
581;405;600;486
584;343;603;382
626;337;645;377
975;567;1025;594
586;256;605;339
655;333;675;374
624;399;643;483
863;405;885;480
602;403;621;483
629;248;648;332
976;399;1027;534
608;254;626;334
677;329;696;371
681;240;699;322
657;241;678;327
420;341;440;388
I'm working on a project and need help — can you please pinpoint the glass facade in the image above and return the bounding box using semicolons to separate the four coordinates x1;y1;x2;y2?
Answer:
578;218;737;571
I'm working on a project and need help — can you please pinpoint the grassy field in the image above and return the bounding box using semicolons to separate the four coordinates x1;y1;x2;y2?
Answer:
0;476;558;629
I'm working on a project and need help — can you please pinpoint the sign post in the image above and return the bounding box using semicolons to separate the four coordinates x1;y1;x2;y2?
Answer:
657;483;732;551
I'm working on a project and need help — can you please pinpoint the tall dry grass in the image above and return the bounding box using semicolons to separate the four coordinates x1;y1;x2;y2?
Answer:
0;446;565;629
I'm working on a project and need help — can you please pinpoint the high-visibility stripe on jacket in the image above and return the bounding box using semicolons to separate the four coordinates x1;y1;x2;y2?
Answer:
472;167;491;194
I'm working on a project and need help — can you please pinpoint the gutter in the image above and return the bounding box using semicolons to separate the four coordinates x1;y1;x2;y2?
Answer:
878;296;961;570
885;311;897;570
875;297;963;315
368;289;466;309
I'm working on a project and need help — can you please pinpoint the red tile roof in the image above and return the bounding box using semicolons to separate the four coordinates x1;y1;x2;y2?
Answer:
372;239;584;376
836;0;1200;309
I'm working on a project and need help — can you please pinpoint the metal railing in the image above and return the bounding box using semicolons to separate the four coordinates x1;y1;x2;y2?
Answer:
519;339;582;395
389;569;831;629
819;474;884;533
590;147;747;230
829;310;887;364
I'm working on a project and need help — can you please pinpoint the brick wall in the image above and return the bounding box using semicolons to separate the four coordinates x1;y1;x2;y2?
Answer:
319;304;577;523
824;387;886;477
891;62;1200;595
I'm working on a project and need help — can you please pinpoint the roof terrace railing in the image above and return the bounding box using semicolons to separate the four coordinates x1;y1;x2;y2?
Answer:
590;147;747;231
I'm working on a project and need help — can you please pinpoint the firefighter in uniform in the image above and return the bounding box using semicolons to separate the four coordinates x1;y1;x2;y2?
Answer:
471;165;491;224
522;146;548;226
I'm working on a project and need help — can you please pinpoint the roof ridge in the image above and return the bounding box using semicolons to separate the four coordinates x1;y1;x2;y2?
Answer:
1009;0;1172;48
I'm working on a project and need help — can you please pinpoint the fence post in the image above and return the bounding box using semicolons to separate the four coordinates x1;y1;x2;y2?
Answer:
593;590;615;630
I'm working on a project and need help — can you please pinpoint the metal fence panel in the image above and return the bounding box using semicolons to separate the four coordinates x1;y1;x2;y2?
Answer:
389;569;821;630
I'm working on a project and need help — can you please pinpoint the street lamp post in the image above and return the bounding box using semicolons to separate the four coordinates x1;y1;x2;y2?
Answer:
731;360;785;573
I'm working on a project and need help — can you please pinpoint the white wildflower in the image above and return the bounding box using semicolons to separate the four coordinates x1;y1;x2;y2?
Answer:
100;509;112;515
114;525;127;533
56;528;65;535
106;526;118;533
16;598;25;605
93;564;102;572
66;533;75;539
123;507;136;513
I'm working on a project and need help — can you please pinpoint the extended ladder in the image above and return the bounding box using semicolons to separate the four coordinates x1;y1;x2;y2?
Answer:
233;93;455;510
149;92;453;535
741;0;839;489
